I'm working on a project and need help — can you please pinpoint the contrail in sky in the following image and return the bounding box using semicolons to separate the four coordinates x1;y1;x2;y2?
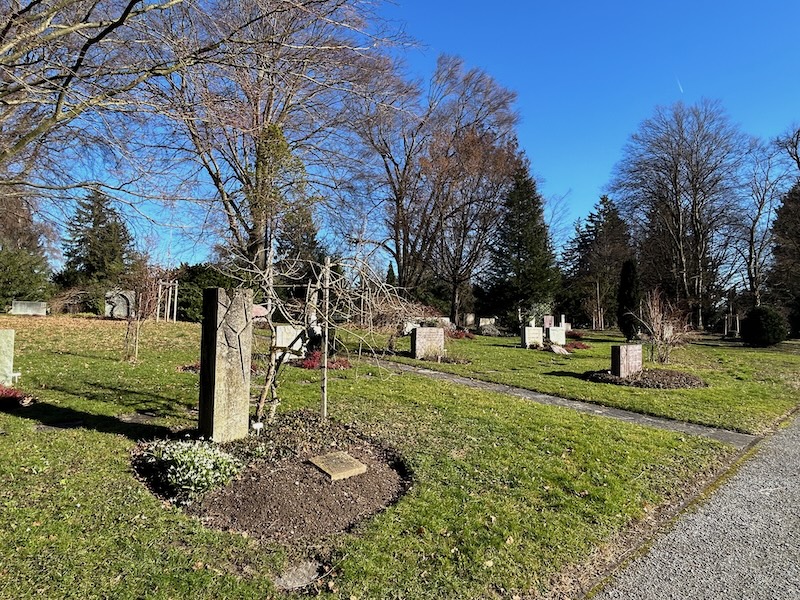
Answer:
676;76;684;94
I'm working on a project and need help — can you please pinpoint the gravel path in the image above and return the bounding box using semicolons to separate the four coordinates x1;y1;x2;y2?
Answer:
593;412;800;599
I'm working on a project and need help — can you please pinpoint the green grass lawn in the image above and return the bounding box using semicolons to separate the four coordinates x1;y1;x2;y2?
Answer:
0;316;748;598
379;331;800;435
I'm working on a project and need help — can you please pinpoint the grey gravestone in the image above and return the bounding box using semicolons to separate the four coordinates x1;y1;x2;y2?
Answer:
563;322;572;332
464;313;475;327
543;315;555;329
104;290;135;319
0;330;16;386
521;326;544;348
478;317;496;327
411;327;445;359
10;300;46;316
198;288;254;443
546;326;566;346
611;344;643;378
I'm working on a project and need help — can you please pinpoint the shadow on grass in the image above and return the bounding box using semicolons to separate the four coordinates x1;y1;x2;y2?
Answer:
43;382;192;419
1;402;179;441
543;370;589;380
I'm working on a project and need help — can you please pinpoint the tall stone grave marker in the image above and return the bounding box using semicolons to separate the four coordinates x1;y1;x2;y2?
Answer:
543;315;555;329
521;326;544;348
412;327;445;359
546;326;566;346
611;344;643;378
0;330;16;386
199;288;253;443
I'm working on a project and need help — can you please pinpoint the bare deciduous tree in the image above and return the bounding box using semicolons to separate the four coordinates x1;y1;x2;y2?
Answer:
733;138;793;306
612;99;746;327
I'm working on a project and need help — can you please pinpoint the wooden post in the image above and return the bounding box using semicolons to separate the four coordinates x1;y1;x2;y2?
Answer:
172;280;179;322
321;257;330;419
156;280;163;322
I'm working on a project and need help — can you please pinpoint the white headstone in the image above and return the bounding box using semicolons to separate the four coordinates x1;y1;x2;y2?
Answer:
0;330;15;386
546;326;566;346
10;301;46;316
521;326;544;348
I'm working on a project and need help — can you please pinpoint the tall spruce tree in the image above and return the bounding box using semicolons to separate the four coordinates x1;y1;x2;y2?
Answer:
60;192;134;288
768;181;800;335
0;196;52;306
483;159;558;325
560;196;633;327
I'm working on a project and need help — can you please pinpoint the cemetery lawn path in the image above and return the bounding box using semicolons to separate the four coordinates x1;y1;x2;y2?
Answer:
380;332;800;435
0;316;744;599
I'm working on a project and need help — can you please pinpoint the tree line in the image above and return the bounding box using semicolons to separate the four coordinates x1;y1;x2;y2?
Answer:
1;1;799;336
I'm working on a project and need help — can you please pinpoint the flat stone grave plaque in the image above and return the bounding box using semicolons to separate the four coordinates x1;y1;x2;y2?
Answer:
310;451;367;481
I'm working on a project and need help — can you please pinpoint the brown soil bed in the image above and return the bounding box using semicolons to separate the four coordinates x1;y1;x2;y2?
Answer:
585;368;707;389
185;411;411;546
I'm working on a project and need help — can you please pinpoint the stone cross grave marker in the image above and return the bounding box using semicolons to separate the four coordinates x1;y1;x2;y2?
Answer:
412;327;444;359
198;288;253;443
0;330;18;386
10;301;46;316
521;326;544;348
546;326;566;346
611;344;643;378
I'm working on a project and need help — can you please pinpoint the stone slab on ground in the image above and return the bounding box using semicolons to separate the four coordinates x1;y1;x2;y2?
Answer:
310;451;367;481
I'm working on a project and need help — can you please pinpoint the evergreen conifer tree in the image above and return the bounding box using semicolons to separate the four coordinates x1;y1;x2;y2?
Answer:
483;159;558;325
60;192;134;287
617;259;641;341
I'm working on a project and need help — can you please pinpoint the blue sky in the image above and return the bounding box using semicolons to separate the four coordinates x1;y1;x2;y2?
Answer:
381;0;800;232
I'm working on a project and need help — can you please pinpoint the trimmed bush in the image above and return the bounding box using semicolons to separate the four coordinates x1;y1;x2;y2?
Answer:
741;306;787;347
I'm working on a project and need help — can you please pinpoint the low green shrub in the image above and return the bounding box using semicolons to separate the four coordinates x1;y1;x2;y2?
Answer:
135;439;242;504
741;305;788;347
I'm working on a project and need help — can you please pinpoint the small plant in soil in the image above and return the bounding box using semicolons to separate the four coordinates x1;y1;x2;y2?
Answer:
133;439;243;504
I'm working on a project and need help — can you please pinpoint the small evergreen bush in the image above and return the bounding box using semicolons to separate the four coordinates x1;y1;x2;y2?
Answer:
137;439;242;504
741;306;787;347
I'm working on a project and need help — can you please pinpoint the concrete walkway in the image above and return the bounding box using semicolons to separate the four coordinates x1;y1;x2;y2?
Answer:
592;411;800;599
381;360;798;598
381;361;759;450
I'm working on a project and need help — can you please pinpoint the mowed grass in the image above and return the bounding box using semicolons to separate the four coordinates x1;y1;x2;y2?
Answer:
380;331;800;435
1;316;736;598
